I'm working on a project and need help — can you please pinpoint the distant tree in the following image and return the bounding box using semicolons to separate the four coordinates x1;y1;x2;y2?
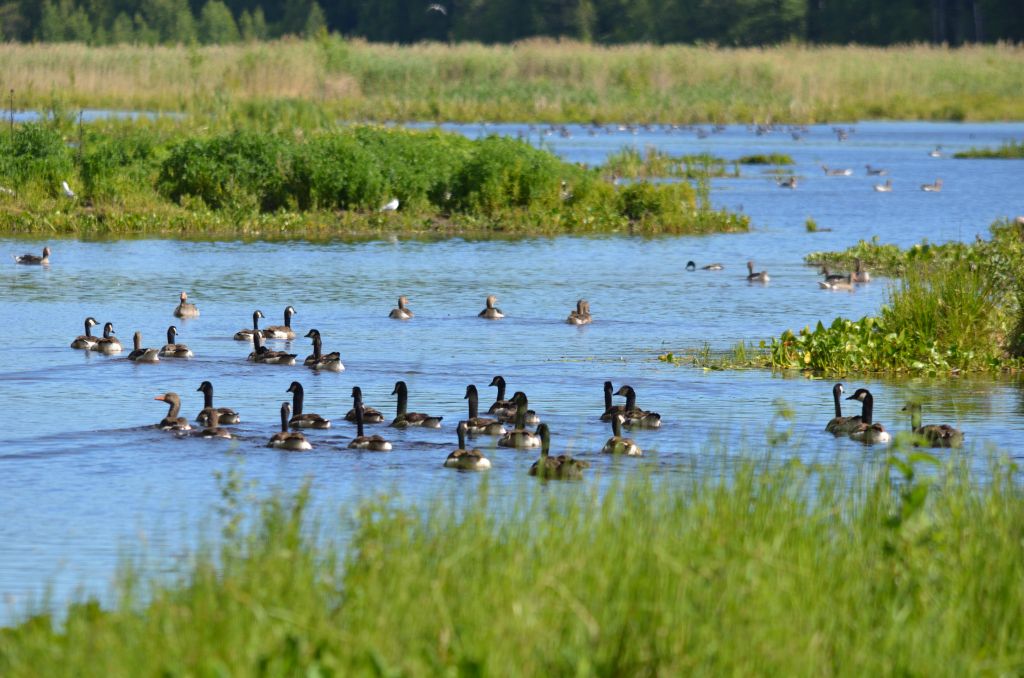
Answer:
198;0;238;43
305;1;326;37
134;12;159;44
110;11;134;43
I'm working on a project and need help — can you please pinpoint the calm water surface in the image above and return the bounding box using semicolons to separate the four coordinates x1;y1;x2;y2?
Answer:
2;121;1024;620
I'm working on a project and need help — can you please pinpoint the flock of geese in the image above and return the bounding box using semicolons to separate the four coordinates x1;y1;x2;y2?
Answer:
826;383;963;447
776;164;944;193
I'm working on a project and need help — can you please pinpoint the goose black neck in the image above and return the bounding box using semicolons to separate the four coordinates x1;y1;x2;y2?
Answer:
284;308;293;328
312;335;322;360
467;386;479;419
540;428;550;458
354;401;365;438
103;323;113;339
252;311;261;330
624;389;637;411
860;393;874;425
494;378;506;402
457;425;466;449
167;326;176;345
279;405;289;433
291;385;304;416
611;415;622;437
202;385;214;409
832;385;843;419
604;381;613;412
395;384;407;416
133;332;142;350
515;397;528;430
84;319;94;337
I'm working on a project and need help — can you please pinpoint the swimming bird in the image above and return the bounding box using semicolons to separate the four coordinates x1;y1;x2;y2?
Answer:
566;299;592;325
851;258;870;283
127;331;160;362
528;424;588;479
267;402;312;451
302;329;344;372
380;198;400;212
348;397;392;451
600;381;627;422
820;266;847;283
70;316;99;350
614;385;662;429
94;322;122;354
389;295;414;320
701;262;724;270
496;390;540;425
154;392;191;431
746;260;770;283
601;414;642;456
234;310;265;341
287;381;331;429
685;260;696;271
478;294;504;319
160;326;193;358
14;246;50;265
845;388;891;444
865;165;888;176
928;146;942;158
194;408;233;439
487;376;516;417
262;306;296;340
196;381;240;425
345;386;384;424
464;385;507;435
248;331;296;365
903;402;963;448
824;383;860;435
921;179;943;192
873;179;893;192
819;273;853;291
498;392;542;448
778;176;797;189
173;291;199;318
390;381;443;428
821;165;853;176
61;180;75;199
444;421;492;470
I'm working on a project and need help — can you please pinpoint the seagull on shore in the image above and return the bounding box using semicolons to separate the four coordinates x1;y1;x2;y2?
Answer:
61;181;76;199
426;3;447;14
380;198;399;212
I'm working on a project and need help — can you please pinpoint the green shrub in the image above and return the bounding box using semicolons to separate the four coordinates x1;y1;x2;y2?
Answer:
616;180;695;225
289;133;386;211
0;123;73;193
737;153;794;165
450;135;565;216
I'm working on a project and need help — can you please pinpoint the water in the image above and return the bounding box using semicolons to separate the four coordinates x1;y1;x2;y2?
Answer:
3;121;1024;620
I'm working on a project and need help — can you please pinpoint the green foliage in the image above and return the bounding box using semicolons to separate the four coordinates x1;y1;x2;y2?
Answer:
737;153;794;165
616;180;694;225
805;217;818;232
0;123;73;194
954;139;1024;159
806;235;974;276
450;136;565;216
198;0;238;45
604;146;733;179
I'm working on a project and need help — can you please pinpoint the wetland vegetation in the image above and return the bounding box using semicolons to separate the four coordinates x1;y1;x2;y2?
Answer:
954;140;1024;159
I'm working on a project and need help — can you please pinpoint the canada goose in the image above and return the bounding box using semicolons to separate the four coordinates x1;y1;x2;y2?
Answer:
444;421;492;470
845;388;891;444
263;306;297;340
487;376;515;416
821;266;847;283
478;295;504;319
824;383;861;435
903;402;963;448
685;260;696;271
600;381;627;422
302;329;344;372
498;392;542;448
127;331;160;362
464;385;507;435
248;331;296;365
154;392;191;431
173;291;199;318
70;316;100;350
851;258;870;283
345;386;385;424
94;322;122;354
267;403;312;451
873;179;893;192
389;296;414;320
390;381;443;428
865;165;888;176
921;179;943;192
819;273;853;291
746;260;770;283
821;165;853;176
14;246;50;265
348;397;392;451
614;385;662;428
778;176;797;189
601;414;642;456
195;408;233;439
566;299;592;325
286;381;331;429
528;424;589;479
496;390;540;425
234;310;265;341
160;326;193;358
196;381;240;425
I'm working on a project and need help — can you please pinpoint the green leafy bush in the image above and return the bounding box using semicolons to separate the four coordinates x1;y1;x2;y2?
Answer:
0;123;73;192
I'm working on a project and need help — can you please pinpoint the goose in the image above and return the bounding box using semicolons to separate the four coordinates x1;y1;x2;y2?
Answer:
444;421;492;470
344;386;384;424
196;381;240;425
824;383;860;435
127;331;160;362
390;381;442;428
903;402;963;448
851;258;870;283
601;414;642;456
154;392;191;431
262;306;297;340
873;179;893;192
496;390;540;425
94;322;122;354
14;246;50;265
928;146;942;158
865;165;888;176
302;329;344;372
614;385;661;428
820;266;847;283
701;262;724;270
248;331;296;365
778;176;797;189
234;310;265;341
173;291;199;318
746;260;770;283
821;165;853;176
566;299;592;325
70;316;100;350
267;403;312;451
286;381;331;429
685;260;697;271
463;385;507;435
348;398;392;451
845;388;891;444
528;424;589;479
921;179;943;192
600;381;627;422
819;273;853;291
487;376;515;417
160;326;193;358
478;295;504;319
389;295;414;320
195;408;233;439
497;392;542;448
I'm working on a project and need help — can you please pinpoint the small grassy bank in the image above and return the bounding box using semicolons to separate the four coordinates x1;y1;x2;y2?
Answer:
954;140;1024;159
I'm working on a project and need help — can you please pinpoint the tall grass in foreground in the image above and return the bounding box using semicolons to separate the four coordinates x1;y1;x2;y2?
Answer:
3;455;1024;675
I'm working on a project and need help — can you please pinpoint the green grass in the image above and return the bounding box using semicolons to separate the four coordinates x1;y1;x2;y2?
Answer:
954;140;1024;159
3;454;1024;675
603;146;737;179
737;153;794;165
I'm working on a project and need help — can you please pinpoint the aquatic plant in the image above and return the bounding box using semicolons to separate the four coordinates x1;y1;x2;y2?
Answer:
737;153;794;165
603;146;734;179
953;139;1024;159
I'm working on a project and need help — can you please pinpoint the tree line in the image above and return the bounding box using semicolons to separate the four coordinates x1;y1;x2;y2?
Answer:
0;0;1020;46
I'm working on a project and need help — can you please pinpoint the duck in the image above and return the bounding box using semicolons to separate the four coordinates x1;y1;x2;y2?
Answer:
746;260;770;283
389;295;414;320
921;178;943;192
845;388;891;444
173;291;199;318
234;310;265;341
127;331;160;362
821;165;853;176
302;329;344;372
819;273;853;291
262;306;297;340
248;331;296;365
566;299;592;325
601;414;642;456
194;408;233;439
195;381;240;425
903;402;963;448
286;381;331;429
390;381;443;428
478;294;504;320
873;179;893;192
160;326;193;358
267;402;312;451
154;392;191;431
851;258;871;283
444;421;492;470
70;316;100;350
497;392;542;448
824;383;860;435
528;424;589;479
496;390;540;425
14;246;50;265
865;165;888;176
344;386;384;424
463;385;507;436
487;375;515;417
600;380;627;422
778;176;797;189
94;322;123;354
614;385;662;429
348;397;392;451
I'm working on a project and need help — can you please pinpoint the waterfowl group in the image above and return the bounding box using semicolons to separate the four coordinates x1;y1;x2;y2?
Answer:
817;258;870;289
464;385;507;436
613;385;661;429
903;402;963;448
248;332;297;365
821;384;963;446
498;392;542;448
921;178;943;192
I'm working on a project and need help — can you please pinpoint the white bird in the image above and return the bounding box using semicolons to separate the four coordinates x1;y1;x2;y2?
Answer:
427;3;447;14
0;186;14;196
61;181;75;199
380;198;399;212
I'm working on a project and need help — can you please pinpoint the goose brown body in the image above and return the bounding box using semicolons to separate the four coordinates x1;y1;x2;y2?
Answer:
160;326;193;358
348;394;392;451
267;402;312;450
154;392;191;431
127;331;160;362
287;381;331;429
195;381;240;425
444;421;492;470
390;381;442;428
70;317;99;350
528;424;589;479
262;306;296;340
